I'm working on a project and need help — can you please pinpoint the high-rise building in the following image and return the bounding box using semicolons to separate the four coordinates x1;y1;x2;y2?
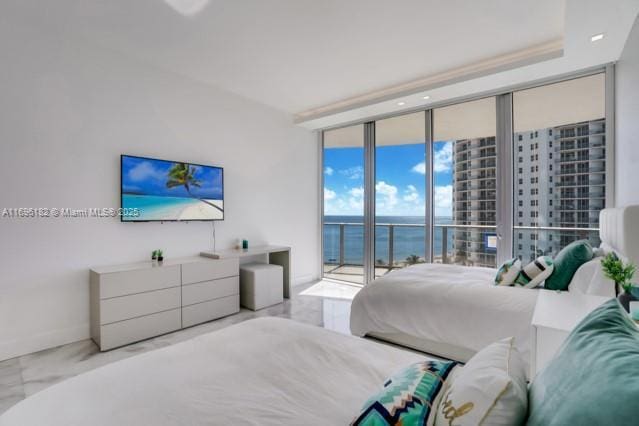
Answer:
452;119;605;266
452;136;497;267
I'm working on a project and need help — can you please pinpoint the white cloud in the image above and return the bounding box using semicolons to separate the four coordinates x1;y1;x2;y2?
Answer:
339;166;364;180
349;187;364;197
434;185;453;217
434;143;453;173
348;186;364;210
375;181;398;212
324;187;336;201
411;162;426;175
403;184;419;203
410;142;453;175
324;166;334;176
128;161;164;182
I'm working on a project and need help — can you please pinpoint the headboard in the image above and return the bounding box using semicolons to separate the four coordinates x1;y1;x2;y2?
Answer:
599;205;639;265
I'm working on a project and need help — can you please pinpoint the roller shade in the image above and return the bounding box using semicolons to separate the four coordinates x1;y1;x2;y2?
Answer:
434;97;496;141
324;124;364;148
375;111;426;146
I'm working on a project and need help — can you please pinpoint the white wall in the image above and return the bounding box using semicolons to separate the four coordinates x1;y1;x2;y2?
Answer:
0;20;319;360
616;15;639;206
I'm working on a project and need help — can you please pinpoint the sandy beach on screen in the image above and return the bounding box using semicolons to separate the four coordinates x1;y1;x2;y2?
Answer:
178;199;223;220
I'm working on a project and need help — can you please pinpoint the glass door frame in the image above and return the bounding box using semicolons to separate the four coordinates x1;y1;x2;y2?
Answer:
320;65;614;285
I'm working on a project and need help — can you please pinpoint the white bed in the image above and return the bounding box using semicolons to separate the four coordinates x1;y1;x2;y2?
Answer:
350;206;638;369
350;263;539;365
0;317;426;426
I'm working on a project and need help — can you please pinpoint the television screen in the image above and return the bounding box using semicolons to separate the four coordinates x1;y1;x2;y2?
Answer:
121;155;224;222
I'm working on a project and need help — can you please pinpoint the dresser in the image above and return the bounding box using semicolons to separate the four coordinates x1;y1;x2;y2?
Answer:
90;256;239;351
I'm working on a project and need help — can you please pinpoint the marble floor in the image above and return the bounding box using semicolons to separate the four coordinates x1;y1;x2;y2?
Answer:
0;280;361;415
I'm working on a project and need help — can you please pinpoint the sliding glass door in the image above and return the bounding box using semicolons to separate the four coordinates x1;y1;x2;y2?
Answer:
322;124;365;284
512;74;606;261
433;97;497;267
374;112;426;275
321;69;611;285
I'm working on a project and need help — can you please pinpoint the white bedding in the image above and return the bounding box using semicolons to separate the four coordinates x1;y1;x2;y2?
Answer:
350;263;539;366
0;317;426;426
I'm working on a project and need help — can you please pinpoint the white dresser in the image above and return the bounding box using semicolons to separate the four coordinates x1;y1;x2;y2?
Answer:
90;256;239;351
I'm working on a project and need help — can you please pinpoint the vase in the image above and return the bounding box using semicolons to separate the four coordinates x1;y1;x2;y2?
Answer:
618;290;636;313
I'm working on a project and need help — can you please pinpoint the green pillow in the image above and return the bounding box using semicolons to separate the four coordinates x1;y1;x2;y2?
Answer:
545;240;593;291
527;299;639;425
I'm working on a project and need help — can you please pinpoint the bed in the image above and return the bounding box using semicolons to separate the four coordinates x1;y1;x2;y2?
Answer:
350;206;639;370
0;317;426;426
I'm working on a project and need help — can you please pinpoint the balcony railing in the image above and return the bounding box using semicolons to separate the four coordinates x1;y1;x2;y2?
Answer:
323;222;497;268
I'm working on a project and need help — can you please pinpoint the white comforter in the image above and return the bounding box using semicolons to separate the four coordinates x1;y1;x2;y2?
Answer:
0;318;426;426
350;263;539;364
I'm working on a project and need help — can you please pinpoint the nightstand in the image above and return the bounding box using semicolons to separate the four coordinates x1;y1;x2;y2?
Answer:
531;290;611;377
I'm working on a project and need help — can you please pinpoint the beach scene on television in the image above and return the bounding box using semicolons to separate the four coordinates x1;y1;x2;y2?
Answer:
121;155;224;221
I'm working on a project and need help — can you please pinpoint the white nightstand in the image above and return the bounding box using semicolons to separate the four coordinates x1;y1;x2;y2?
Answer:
530;290;611;377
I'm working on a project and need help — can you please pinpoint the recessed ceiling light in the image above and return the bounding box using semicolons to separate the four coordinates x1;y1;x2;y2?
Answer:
591;33;604;42
397;102;405;106
423;96;430;100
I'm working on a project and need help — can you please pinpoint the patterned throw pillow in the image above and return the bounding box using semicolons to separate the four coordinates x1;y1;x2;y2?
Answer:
352;360;458;426
494;258;522;286
514;256;554;289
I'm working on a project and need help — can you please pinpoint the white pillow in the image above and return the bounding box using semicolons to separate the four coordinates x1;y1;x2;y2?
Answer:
494;258;522;286
568;257;616;297
514;256;554;289
434;337;528;426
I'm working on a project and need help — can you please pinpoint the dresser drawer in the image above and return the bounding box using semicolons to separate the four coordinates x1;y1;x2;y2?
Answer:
182;295;239;328
99;265;180;299
182;276;238;306
181;259;239;284
99;308;181;350
100;287;180;325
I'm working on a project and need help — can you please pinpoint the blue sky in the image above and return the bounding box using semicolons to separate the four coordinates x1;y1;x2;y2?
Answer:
324;142;453;217
122;156;223;199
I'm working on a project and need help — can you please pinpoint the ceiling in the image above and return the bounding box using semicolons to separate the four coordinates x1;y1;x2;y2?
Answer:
6;0;639;129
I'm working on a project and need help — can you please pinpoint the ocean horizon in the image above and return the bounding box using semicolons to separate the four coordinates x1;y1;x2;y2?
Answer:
323;215;454;265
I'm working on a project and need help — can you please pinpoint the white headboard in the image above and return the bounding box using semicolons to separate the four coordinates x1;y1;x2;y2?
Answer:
599;205;639;265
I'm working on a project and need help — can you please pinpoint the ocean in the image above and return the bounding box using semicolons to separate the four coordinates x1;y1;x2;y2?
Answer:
323;215;454;265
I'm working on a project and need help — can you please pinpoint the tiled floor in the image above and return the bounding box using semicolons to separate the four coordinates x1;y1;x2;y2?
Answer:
0;280;361;415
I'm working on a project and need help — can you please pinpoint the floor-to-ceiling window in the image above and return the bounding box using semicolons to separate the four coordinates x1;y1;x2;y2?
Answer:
512;74;606;261
322;124;365;284
321;69;610;284
433;97;498;267
374;112;426;275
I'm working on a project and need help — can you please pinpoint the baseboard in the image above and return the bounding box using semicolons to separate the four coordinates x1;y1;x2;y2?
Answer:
0;324;89;362
292;274;319;287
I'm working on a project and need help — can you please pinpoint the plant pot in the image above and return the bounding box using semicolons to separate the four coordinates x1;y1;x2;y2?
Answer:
157;256;164;263
618;290;636;313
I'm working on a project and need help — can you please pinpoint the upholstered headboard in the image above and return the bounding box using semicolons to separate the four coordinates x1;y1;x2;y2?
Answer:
599;205;639;265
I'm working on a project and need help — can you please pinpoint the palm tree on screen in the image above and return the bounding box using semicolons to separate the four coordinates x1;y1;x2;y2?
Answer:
166;163;223;212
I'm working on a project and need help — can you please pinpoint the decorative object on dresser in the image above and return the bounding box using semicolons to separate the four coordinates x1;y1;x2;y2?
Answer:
530;289;610;376
600;252;637;311
90;256;239;351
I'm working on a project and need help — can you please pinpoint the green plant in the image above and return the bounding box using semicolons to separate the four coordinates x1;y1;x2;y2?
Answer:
601;252;636;293
405;254;421;265
157;249;164;258
152;250;158;259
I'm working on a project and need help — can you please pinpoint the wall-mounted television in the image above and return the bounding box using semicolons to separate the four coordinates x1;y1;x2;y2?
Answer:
120;155;224;222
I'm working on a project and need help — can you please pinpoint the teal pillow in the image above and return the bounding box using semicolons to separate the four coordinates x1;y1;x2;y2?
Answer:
352;360;458;425
545;240;593;291
527;299;639;425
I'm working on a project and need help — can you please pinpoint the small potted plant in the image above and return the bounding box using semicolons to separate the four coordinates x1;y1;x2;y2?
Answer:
151;250;159;262
157;249;164;263
601;252;637;312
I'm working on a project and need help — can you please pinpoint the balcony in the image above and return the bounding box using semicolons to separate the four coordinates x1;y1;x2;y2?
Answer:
323;222;498;282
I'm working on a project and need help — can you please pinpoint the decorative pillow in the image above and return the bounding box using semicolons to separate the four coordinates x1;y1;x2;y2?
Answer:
514;256;554;289
352;360;458;426
545;240;594;291
567;257;616;297
434;338;528;426
494;258;521;286
528;299;639;425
